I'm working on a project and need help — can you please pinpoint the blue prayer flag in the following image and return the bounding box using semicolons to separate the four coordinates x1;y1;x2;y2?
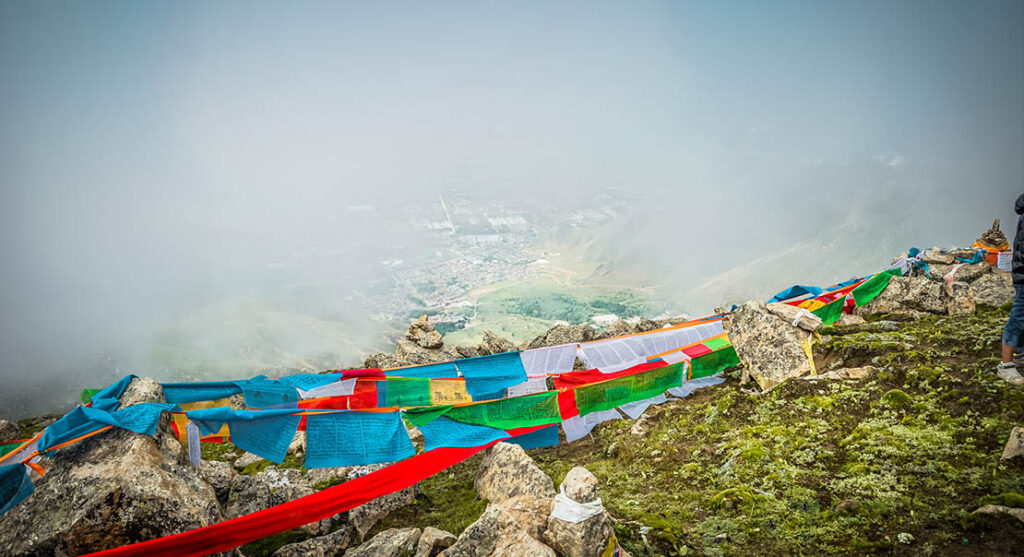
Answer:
238;378;299;409
186;407;302;463
305;410;415;468
767;285;822;303
162;380;243;405
507;425;560;450
39;402;178;452
0;464;33;518
455;352;527;401
277;373;340;391
388;362;459;379
415;416;508;451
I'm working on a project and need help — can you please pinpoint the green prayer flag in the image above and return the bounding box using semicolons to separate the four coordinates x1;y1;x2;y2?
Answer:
702;336;731;351
851;269;898;307
574;362;684;416
403;405;454;427
382;378;432;408
0;443;20;458
79;388;101;404
812;297;845;325
690;347;741;379
446;391;560;430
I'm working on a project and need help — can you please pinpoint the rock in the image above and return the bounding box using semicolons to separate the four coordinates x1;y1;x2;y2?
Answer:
224;467;319;533
440;505;556;557
407;326;427;344
834;314;866;326
395;339;454;365
350;486;416;540
234;451;263;471
972;271;1014;308
273;525;352;557
414;527;457;557
1000;426;1024;461
541;467;614;557
766;302;823;332
475;442;556;503
524;324;596;350
630;414;651;436
289;430;306;456
365;352;406;369
479;330;516;355
921;249;954;265
0;419;19;441
949;262;990;283
418;330;445;349
494;495;554;541
723;301;815;391
945;281;976;315
973;505;1024;525
805;366;877;380
543;507;614;557
977;218;1009;249
561;467;599;504
198;460;236;504
346;527;422;557
0;378;222;556
454;345;482;358
855;276;947;317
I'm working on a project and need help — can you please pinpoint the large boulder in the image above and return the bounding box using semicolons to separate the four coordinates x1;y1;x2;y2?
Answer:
478;330;516;355
945;281;976;315
973;271;1014;308
224;467;324;534
1001;426;1024;462
0;419;19;441
475;442;556;503
345;527;422;557
439;504;557;557
0;378;222;556
273;525;353;557
723;301;816;391
855;276;947;317
350;486;416;540
524;324;596;350
766;302;823;332
542;467;615;557
198;460;236;504
414;526;457;557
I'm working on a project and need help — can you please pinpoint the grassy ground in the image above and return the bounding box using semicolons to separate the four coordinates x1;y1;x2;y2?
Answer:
374;305;1024;555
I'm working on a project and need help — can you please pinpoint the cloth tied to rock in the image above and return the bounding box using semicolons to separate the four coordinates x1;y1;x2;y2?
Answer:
550;484;604;524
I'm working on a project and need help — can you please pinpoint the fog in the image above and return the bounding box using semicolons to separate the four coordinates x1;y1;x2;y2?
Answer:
1;1;1021;419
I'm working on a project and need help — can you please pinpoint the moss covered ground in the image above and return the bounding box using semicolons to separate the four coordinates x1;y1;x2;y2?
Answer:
376;305;1024;555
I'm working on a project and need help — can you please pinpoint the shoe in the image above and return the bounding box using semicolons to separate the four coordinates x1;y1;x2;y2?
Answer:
996;362;1024;385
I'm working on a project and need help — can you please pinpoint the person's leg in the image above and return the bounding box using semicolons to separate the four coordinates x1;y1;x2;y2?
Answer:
1001;285;1024;361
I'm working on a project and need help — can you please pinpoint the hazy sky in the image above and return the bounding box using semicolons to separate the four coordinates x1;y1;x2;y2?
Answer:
1;1;1022;416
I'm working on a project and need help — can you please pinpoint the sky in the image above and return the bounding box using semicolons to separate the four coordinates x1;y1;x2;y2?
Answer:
1;1;1022;417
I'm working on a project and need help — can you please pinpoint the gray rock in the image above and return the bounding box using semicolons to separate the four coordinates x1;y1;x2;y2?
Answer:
541;467;614;557
475;442;556;504
524;324;596;350
224;467;319;533
972;271;1014;308
766;302;823;332
345;527;422;557
198;460;237;504
273;526;352;557
418;331;445;349
0;419;19;442
723;301;815;391
804;366;877;381
561;467;599;504
1000;426;1024;462
543;509;614;557
395;339;454;365
834;314;866;326
921;249;954;265
454;345;482;359
478;330;516;355
350;486;416;540
233;451;264;471
288;430;306;456
414;527;456;557
855;276;947;317
365;352;406;369
945;281;976;315
440;501;557;557
949;262;990;283
0;377;221;556
973;504;1024;525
